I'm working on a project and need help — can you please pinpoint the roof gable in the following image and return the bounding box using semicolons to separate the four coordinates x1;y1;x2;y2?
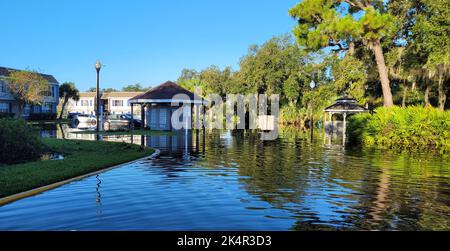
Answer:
131;81;201;101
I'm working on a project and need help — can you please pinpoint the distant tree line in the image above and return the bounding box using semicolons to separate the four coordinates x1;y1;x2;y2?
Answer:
86;83;149;93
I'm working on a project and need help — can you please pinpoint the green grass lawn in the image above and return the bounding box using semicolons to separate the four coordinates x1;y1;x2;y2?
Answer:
72;129;176;136
0;138;154;198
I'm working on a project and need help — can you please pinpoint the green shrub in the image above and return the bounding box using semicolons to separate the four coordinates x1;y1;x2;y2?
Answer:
28;113;57;121
348;106;450;151
0;118;46;164
280;105;308;126
0;113;15;119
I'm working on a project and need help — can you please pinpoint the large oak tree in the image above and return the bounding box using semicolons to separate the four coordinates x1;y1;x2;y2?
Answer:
289;0;396;106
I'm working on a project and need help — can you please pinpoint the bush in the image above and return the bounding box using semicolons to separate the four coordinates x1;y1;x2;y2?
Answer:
28;113;57;121
348;106;450;151
0;118;46;164
279;105;308;127
0;113;15;119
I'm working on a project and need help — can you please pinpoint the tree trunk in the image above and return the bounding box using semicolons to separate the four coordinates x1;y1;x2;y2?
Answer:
438;75;446;111
348;41;356;57
402;84;408;108
424;81;431;107
59;98;69;120
14;103;24;119
371;40;394;107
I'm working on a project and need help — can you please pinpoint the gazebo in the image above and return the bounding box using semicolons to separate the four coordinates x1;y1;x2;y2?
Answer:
129;81;205;131
323;95;368;145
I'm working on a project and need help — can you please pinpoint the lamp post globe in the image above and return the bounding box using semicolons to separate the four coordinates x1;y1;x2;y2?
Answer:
310;80;316;89
95;60;102;72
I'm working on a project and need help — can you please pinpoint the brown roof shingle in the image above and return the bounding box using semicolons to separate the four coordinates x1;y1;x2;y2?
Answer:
131;81;201;101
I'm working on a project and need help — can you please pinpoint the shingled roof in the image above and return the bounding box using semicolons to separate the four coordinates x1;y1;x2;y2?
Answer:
0;66;59;84
324;96;368;113
130;81;203;103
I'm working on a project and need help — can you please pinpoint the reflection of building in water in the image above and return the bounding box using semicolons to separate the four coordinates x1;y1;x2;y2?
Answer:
145;131;193;154
40;129;57;138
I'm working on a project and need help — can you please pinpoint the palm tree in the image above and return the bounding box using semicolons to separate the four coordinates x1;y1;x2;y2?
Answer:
59;82;80;119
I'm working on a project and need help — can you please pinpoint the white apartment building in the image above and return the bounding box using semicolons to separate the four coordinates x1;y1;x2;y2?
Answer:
68;92;143;116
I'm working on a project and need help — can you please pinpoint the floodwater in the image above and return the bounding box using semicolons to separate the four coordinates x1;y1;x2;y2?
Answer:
0;125;449;230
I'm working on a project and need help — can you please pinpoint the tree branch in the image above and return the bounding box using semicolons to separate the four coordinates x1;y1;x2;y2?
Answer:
343;0;366;10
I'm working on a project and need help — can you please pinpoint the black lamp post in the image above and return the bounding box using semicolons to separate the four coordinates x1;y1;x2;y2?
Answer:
309;79;316;142
95;60;102;133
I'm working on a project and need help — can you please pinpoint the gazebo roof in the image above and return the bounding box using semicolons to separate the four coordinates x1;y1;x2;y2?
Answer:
324;95;368;113
130;81;204;104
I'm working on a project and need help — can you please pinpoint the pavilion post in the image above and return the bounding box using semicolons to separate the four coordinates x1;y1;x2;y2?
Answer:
330;113;334;144
141;104;145;129
343;112;347;146
323;112;327;145
130;104;134;131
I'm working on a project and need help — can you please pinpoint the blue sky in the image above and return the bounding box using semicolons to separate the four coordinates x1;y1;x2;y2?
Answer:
1;0;299;91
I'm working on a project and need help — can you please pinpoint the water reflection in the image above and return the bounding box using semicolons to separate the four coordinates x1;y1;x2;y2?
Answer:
1;125;449;230
95;175;102;216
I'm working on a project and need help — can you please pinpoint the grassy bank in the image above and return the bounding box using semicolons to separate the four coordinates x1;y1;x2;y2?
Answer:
348;106;450;152
0;138;154;198
27;119;71;125
72;129;176;136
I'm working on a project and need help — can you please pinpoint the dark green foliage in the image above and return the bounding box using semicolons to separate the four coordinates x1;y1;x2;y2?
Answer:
0;118;46;164
348;106;450;151
28;113;57;121
0;113;15;119
122;83;148;92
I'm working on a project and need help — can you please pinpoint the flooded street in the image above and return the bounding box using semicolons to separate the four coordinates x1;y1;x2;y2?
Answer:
0;125;449;230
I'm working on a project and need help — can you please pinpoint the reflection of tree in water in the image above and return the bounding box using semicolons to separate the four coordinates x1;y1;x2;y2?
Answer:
344;149;450;230
227;130;450;230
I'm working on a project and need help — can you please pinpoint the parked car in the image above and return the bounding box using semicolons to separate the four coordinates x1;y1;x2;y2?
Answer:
103;114;130;131
67;112;80;120
73;114;97;126
121;114;143;128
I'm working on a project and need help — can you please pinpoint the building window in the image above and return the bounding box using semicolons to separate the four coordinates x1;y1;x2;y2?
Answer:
33;105;41;113
0;102;9;113
112;100;124;107
0;80;7;93
81;100;89;106
41;103;52;113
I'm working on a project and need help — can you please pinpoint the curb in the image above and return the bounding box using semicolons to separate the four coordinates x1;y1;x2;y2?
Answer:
0;149;161;207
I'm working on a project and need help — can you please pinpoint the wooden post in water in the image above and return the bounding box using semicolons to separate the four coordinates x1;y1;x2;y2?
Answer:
343;112;347;146
329;113;333;145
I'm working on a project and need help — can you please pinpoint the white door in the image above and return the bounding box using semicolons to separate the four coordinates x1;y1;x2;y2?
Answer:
159;108;168;130
150;108;157;129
